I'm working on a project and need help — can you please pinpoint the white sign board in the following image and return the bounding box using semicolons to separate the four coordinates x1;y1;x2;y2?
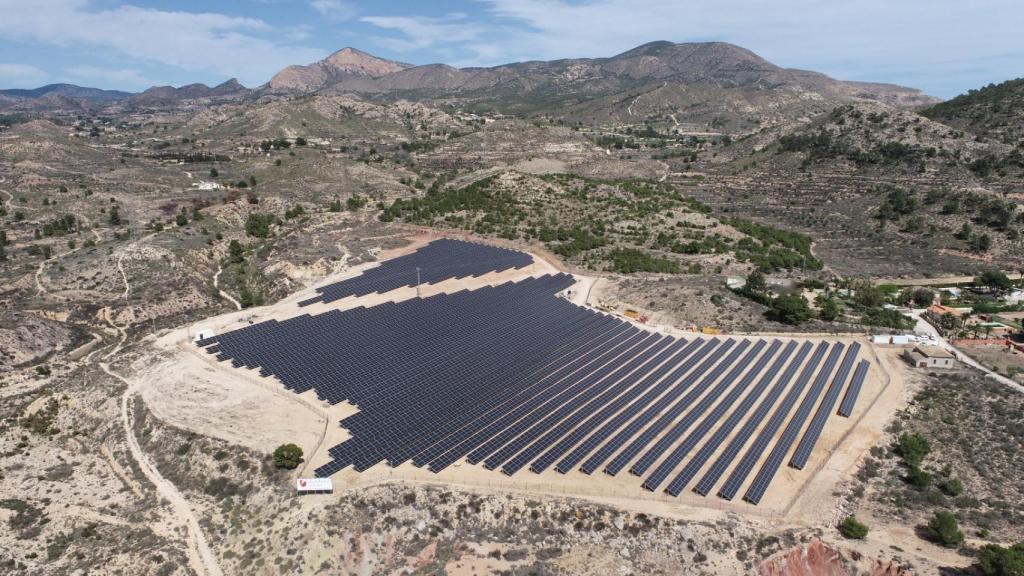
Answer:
296;478;333;493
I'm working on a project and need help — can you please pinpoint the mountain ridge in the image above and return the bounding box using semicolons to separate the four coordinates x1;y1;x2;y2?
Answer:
1;42;939;120
127;78;248;105
310;41;938;113
0;83;131;102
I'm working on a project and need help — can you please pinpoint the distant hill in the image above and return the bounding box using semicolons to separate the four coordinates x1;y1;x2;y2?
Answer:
267;47;412;92
127;78;248;106
0;83;131;102
922;77;1024;144
0;79;250;112
765;101;1011;177
276;41;940;130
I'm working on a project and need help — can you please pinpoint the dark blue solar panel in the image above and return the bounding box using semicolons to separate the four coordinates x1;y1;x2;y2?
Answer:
420;324;646;473
713;341;822;500
838;360;869;417
602;339;738;476
742;343;845;504
499;337;693;474
632;339;761;482
552;338;706;474
473;333;664;468
667;340;796;497
788;343;861;470
295;238;533;306
642;339;776;492
576;339;722;475
532;338;702;474
493;336;678;475
200;247;873;500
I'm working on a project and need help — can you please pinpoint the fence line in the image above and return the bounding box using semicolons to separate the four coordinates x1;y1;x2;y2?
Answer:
330;466;788;522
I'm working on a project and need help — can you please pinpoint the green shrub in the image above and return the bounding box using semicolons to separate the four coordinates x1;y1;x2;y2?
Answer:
927;511;964;548
897;432;931;468
238;286;263;309
605;248;680;274
346;195;367;211
273;443;303;470
746;270;768;294
767;294;813;325
244;213;274;238
817;298;841;321
860;307;913;329
977;270;1014;290
939;477;964;497
228;240;244;264
912;288;935;307
839;516;869;539
978;542;1024;576
906;465;933;489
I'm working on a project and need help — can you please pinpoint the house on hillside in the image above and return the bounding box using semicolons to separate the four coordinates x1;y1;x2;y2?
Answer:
1006;290;1024;305
939;287;961;300
903;345;956;369
725;276;746;289
928;304;961;318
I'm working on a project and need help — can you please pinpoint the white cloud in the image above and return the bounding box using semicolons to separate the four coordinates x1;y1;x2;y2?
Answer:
283;24;315;43
0;0;326;86
360;13;484;52
310;0;357;21
63;66;157;89
0;63;48;87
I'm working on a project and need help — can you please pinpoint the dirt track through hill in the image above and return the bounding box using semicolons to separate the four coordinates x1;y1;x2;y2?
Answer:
101;361;223;576
214;264;242;310
90;228;222;576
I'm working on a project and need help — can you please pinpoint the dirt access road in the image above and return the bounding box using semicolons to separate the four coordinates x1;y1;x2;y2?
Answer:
96;230;223;576
100;361;223;576
875;272;1023;287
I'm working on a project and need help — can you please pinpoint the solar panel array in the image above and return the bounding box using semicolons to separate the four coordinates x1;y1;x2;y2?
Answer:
200;251;874;505
839;360;870;417
299;238;533;306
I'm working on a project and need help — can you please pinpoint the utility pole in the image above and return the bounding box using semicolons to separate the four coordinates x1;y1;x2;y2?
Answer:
416;267;421;298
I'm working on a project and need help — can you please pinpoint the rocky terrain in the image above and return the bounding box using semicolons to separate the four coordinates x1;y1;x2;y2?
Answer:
1;41;1022;575
922;77;1024;144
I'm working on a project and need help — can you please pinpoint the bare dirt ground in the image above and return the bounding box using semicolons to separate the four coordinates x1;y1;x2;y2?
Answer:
957;342;1024;382
101;360;223;576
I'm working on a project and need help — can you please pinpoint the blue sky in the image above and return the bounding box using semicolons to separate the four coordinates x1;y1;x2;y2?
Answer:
0;0;1020;98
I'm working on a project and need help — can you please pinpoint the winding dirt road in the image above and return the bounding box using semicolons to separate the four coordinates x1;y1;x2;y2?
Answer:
213;265;242;311
92;230;222;576
100;361;223;576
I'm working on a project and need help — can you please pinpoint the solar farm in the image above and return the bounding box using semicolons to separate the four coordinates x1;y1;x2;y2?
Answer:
191;238;889;511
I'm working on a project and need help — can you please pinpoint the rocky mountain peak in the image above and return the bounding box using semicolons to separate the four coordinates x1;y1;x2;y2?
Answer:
323;47;411;76
268;47;411;92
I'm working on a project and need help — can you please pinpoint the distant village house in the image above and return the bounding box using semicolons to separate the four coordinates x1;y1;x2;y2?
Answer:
903;345;956;369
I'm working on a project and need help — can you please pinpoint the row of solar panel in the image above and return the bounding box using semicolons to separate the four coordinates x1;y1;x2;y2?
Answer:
201;273;869;504
297;238;533;306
